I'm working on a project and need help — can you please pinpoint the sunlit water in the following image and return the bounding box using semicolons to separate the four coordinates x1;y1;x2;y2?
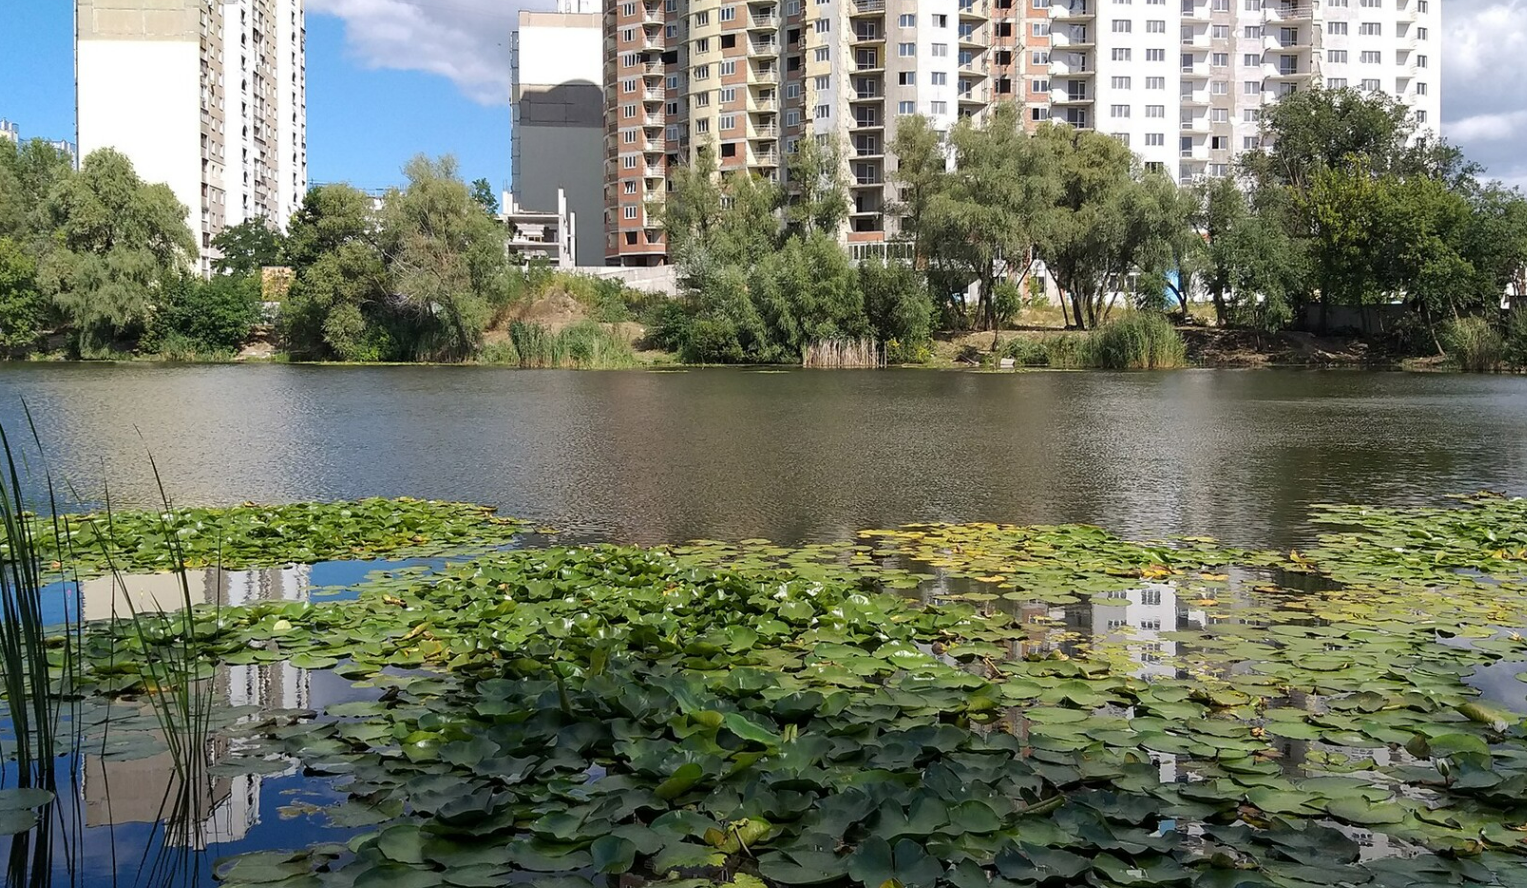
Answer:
4;364;1527;884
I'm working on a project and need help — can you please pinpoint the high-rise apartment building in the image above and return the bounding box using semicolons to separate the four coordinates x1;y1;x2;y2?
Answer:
604;0;1439;265
0;120;17;143
77;0;307;274
512;1;606;267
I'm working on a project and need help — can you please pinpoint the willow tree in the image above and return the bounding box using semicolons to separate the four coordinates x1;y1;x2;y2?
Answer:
34;148;196;355
783;135;849;238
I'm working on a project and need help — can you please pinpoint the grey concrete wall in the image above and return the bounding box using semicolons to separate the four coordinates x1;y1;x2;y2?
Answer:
515;123;605;268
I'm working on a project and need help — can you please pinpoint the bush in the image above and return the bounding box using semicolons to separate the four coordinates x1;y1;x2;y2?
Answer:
998;337;1051;367
1504;311;1527;370
644;300;694;353
0;238;44;356
144;273;261;357
1088;313;1187;370
860;260;933;359
479;340;518;365
993;280;1022;328
1444;315;1503;372
1042;334;1094;369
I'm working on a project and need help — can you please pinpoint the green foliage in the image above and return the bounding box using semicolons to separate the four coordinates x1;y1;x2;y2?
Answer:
0;238;44;355
997;336;1052;366
0;137;76;242
1442;315;1503;372
34;148;197;355
7;498;524;575
143;273;261;357
507;321;636;369
1504;311;1527;369
469;178;499;216
993;279;1022;328
1088;312;1188;369
783;135;850;237
211;217;285;277
860;259;934;361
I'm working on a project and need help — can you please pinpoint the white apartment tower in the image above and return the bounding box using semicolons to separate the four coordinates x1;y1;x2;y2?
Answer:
77;0;308;274
1036;0;1440;182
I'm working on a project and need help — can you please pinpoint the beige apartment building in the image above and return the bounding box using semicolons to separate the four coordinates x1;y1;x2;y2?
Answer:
604;0;1439;266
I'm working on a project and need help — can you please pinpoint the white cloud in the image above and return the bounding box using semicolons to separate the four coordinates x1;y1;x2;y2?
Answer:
309;0;557;106
1443;1;1527;188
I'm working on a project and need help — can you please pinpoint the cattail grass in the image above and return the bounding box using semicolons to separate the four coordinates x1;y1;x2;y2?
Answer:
803;338;883;369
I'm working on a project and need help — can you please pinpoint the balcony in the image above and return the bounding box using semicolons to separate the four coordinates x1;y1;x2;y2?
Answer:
851;0;886;14
1052;1;1094;20
1180;1;1208;20
958;0;989;20
1052;27;1094;48
852;27;885;43
1264;2;1314;21
749;12;779;29
750;38;780;57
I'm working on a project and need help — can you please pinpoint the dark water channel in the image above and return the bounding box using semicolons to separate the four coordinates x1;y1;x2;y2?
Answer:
4;364;1527;549
4;364;1527;885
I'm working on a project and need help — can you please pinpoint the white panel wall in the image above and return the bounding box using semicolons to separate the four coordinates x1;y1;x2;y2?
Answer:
520;20;604;88
77;39;203;236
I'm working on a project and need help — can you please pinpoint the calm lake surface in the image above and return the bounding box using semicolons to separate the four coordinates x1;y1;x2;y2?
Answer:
4;363;1527;548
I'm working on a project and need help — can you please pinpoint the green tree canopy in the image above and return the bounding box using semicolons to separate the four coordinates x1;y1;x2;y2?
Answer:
212;216;286;277
33;148;196;355
470;178;500;216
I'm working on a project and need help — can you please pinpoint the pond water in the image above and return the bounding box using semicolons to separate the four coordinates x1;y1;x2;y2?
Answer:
3;364;1527;549
4;365;1527;887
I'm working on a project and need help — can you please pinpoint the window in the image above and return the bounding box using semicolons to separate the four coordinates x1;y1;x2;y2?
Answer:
1111;104;1131;117
665;24;677;37
1416;27;1428;40
1146;20;1165;32
1032;107;1051;121
1244;25;1261;38
815;75;830;90
720;87;736;103
622;129;637;144
1146;76;1165;89
1327;49;1347;63
1033;50;1051;64
898;13;915;26
622;53;638;68
1416;54;1428;68
1145;132;1165;146
1111;76;1132;88
1145;104;1165;117
1241;53;1257;67
1359;22;1381;36
1244;80;1261;94
1360;51;1381;64
719;60;736;75
1112;48;1133;61
930;100;948;114
1242;136;1259;150
622;103;636;118
898;42;916;56
1032;78;1050;92
1243;108;1260;122
1146;48;1166;61
785;83;801;98
623;205;638;220
932;13;948;26
1416;109;1427;123
693;92;710;107
1211;108;1228;122
1211;80;1227;94
1115;133;1131;146
899;100;916;114
666;74;679;89
1326;77;1347;87
692;64;710;79
720;113;736;129
815;47;831;62
899;71;915;85
1112;19;1132;32
1327;21;1347;35
931;71;947;85
621;154;638;169
694;117;709;133
931;43;949;56
1211;52;1228;66
624;181;638;195
719;5;736;21
785;109;800;125
693;10;708;24
1211;24;1229;38
1031;22;1051;36
1360;77;1380;90
814;18;829;34
621;27;635;42
814;103;830;118
1416;81;1427;95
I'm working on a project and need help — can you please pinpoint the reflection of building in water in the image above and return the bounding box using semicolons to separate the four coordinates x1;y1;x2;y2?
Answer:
82;565;313;846
1066;583;1208;679
81;565;313;622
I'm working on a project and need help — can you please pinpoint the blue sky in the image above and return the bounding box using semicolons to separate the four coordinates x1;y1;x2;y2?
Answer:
0;1;515;192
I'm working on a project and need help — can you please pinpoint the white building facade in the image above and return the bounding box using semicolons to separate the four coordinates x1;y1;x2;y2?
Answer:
76;0;308;274
511;2;605;267
1038;0;1440;182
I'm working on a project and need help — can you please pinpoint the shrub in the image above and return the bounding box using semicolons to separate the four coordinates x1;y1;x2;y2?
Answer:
0;238;44;356
1505;311;1527;370
1042;334;1095;369
993;280;1023;328
1444;315;1503;372
144;273;260;357
507;321;635;369
1088;313;1187;370
478;340;518;365
998;337;1051;367
860;260;933;359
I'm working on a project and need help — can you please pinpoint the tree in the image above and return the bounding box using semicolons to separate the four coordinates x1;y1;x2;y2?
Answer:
279;183;391;360
33;148;196;355
380;155;513;361
650;146;726;267
212;217;285;277
1194;177;1302;331
0;138;76;242
0;238;44;355
859;259;934;361
470;178;500;216
1035;125;1187;330
1244;85;1416;191
917;103;1059;332
783;135;850;237
143;273;261;355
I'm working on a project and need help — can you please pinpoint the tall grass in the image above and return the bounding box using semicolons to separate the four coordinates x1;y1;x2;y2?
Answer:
803;338;883;369
1444;316;1504;372
1088;314;1188;370
507;322;636;369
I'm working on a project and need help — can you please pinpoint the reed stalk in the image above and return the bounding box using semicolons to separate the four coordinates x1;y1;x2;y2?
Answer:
802;338;883;369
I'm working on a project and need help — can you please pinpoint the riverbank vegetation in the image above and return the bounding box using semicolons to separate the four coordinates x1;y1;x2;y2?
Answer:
6;477;1527;886
5;88;1526;370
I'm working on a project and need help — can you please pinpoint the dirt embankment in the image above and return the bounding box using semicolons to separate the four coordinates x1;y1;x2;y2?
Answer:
1181;327;1391;368
485;289;646;346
